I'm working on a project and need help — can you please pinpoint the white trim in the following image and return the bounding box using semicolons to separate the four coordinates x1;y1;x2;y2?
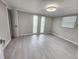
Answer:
51;33;78;46
19;34;33;37
18;33;51;37
17;33;40;37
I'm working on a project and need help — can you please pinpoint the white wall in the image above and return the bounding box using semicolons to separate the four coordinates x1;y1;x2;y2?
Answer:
14;11;52;36
11;10;19;37
51;16;78;45
0;0;11;48
44;17;52;33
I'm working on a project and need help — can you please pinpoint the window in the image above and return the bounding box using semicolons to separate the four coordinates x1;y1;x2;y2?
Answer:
62;16;77;28
33;15;38;33
40;16;45;33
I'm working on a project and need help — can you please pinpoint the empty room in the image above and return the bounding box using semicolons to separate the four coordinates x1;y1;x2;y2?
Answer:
0;0;78;59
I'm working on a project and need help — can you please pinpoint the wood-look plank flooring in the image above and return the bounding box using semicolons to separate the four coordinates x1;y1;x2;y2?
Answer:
4;34;78;59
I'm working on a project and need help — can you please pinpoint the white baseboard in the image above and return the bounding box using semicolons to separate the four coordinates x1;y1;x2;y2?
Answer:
51;33;78;46
18;33;51;37
19;34;33;36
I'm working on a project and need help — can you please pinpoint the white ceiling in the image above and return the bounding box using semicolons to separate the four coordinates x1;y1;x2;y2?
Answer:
5;0;78;17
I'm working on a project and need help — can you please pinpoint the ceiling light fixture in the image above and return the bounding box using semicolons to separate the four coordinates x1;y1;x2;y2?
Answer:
46;4;56;12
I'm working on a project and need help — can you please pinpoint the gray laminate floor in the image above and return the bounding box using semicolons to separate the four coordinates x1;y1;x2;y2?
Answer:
4;34;78;59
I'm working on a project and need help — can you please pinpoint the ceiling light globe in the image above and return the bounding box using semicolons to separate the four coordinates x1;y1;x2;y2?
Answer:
46;5;56;12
